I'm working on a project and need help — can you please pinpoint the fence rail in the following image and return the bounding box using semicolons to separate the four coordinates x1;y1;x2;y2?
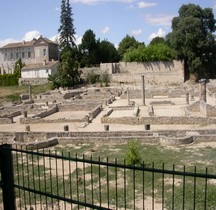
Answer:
0;144;216;210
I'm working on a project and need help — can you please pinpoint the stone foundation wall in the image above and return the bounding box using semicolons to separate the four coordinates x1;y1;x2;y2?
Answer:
101;116;216;125
0;118;13;124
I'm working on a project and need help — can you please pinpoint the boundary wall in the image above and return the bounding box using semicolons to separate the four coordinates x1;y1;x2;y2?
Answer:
100;60;184;85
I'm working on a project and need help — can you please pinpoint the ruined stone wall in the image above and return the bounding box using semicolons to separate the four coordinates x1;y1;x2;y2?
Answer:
100;60;184;85
0;118;13;124
101;116;216;125
89;105;102;120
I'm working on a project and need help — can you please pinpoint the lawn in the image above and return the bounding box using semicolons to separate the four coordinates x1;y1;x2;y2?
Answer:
10;141;216;210
0;83;52;104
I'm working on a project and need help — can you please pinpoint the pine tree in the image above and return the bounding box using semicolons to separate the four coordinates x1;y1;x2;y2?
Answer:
49;0;81;89
58;0;76;49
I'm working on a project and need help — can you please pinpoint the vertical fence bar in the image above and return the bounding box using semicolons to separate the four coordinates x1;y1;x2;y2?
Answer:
75;153;80;210
115;158;118;209
162;163;165;210
31;148;37;209
99;156;102;208
107;157;110;209
21;147;27;209
0;144;16;210
55;150;60;208
62;151;66;210
133;165;135;210
152;162;155;210
26;148;32;208
90;155;94;206
37;148;42;208
49;150;53;208
15;145;22;210
172;164;175;210
123;159;126;210
204;168;208;210
83;154;86;209
143;161;145;210
193;166;197;210
183;166;186;210
68;152;73;210
43;149;48;208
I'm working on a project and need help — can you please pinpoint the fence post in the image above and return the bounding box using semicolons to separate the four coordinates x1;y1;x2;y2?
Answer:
0;144;16;210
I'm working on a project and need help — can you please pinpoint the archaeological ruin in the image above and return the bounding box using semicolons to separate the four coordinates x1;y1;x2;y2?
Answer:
1;66;216;148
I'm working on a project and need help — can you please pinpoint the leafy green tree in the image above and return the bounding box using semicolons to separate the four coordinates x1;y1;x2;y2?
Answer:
79;29;99;67
14;58;25;78
118;35;143;59
123;43;175;62
149;37;165;46
99;40;120;63
167;4;216;79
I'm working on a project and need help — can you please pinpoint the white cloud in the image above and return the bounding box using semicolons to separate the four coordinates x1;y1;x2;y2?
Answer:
50;34;82;45
0;38;18;47
148;28;166;40
23;30;41;41
71;0;135;5
144;14;174;27
101;26;110;34
137;1;157;8
131;29;142;36
0;30;41;47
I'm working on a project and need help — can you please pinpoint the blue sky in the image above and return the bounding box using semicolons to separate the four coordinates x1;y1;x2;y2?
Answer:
0;0;215;47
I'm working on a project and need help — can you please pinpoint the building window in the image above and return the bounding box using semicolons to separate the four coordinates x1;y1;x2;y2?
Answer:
4;53;7;60
16;53;19;59
43;49;47;56
28;52;31;58
22;52;25;59
10;53;13;60
46;69;48;73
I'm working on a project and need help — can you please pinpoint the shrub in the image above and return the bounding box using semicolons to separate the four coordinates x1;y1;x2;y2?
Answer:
100;70;110;87
86;70;99;84
125;140;142;165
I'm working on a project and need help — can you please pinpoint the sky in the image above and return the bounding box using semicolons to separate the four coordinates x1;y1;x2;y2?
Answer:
0;0;215;48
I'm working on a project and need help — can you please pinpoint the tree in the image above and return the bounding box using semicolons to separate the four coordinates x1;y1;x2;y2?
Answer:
58;0;76;49
123;43;175;62
79;29;99;67
50;0;81;88
167;4;216;79
99;40;120;63
118;35;143;59
149;37;165;46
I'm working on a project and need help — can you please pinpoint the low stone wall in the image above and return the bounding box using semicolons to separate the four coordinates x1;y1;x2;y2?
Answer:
101;116;216;125
89;105;102;121
58;103;99;111
19;78;49;86
160;135;194;145
0;118;13;124
10;130;216;144
20;106;59;124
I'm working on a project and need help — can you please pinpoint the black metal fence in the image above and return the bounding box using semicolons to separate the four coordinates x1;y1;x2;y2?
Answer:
0;144;216;210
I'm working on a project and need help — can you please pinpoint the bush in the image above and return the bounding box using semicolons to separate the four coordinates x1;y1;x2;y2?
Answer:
86;70;99;84
100;71;110;87
125;140;142;165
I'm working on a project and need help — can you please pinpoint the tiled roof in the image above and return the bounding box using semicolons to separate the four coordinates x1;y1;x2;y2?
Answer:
1;40;36;49
22;61;59;71
0;36;57;49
